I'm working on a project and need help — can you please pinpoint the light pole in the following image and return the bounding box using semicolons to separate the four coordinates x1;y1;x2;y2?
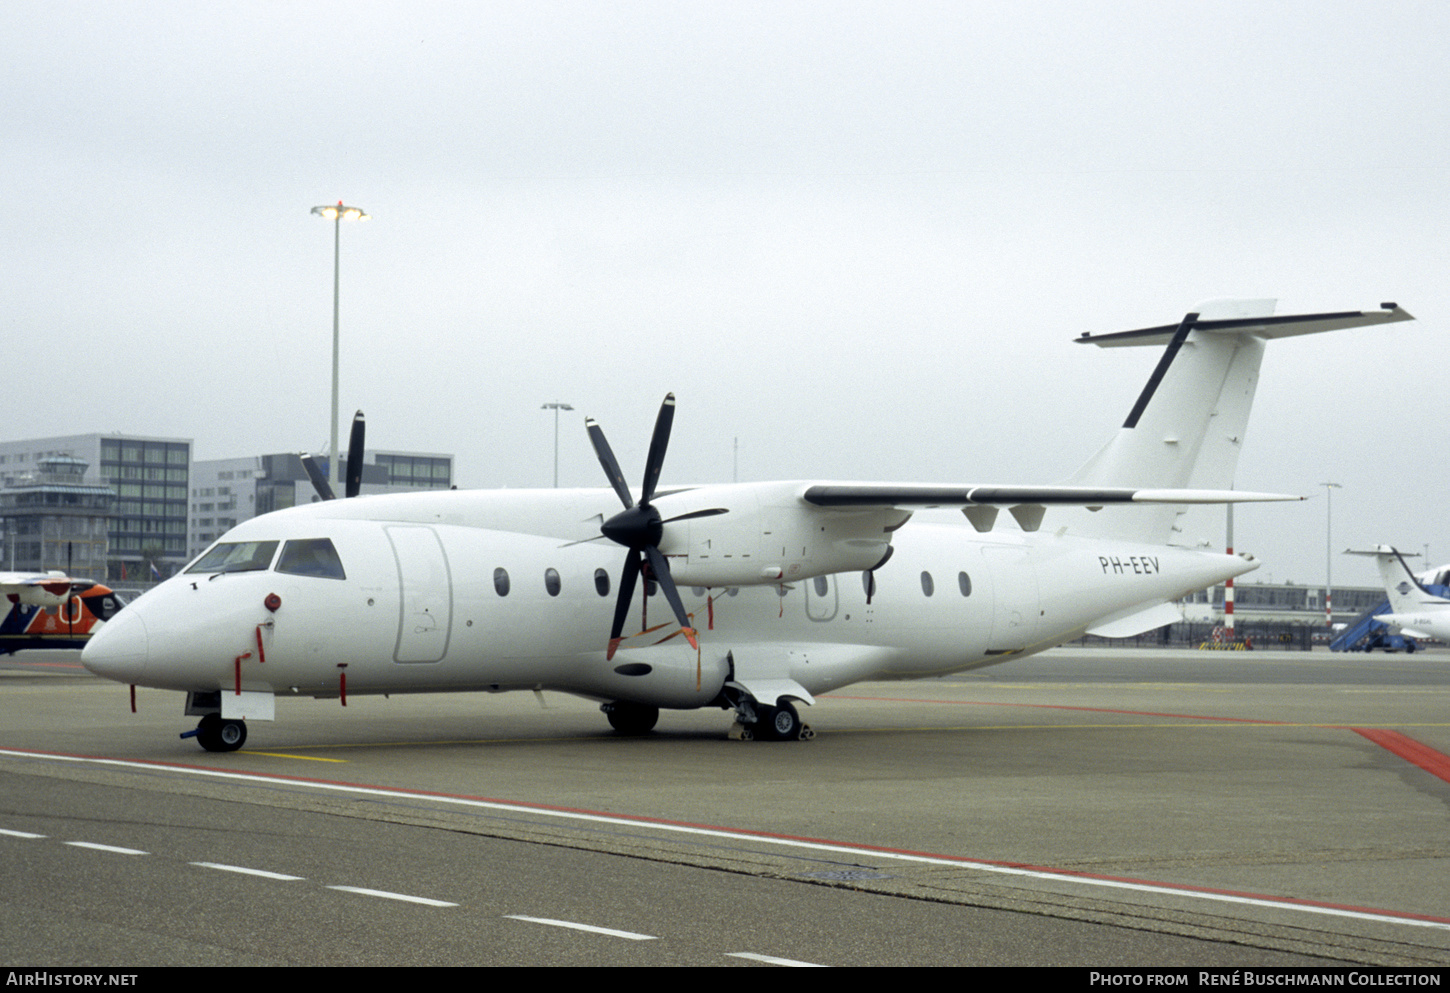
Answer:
541;403;574;487
311;201;370;484
1321;482;1341;628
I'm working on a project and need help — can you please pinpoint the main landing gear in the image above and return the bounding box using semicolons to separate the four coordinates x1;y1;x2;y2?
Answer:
602;701;659;735
183;713;248;752
600;697;813;741
726;695;814;742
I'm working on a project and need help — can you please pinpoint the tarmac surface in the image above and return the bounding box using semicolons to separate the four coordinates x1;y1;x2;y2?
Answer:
2;645;1447;967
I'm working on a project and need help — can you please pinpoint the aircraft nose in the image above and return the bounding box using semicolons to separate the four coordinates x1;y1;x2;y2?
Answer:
81;606;149;683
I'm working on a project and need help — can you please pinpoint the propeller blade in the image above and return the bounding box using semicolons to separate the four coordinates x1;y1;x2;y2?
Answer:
301;454;337;501
588;394;697;657
586;417;634;510
661;507;729;524
608;552;642;660
344;410;366;499
639;393;675;506
644;545;698;651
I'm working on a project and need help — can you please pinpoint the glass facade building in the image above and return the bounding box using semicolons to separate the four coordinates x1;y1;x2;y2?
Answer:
0;434;191;583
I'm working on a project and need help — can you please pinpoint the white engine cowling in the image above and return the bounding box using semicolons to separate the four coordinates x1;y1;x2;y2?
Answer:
652;481;908;587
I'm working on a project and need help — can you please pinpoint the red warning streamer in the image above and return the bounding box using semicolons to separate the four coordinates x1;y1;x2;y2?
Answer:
233;653;252;694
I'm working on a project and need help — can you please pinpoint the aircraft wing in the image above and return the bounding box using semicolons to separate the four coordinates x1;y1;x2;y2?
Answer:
802;485;1299;507
802;484;1299;534
0;572;86;607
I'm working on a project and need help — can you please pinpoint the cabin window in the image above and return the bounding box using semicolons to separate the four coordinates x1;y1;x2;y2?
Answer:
185;540;279;575
958;571;972;596
596;569;611;597
920;571;934;597
276;538;346;580
545;568;561;597
813;575;829;597
494;568;510;596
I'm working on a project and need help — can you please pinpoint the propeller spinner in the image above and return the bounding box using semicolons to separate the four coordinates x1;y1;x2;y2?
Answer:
586;394;699;661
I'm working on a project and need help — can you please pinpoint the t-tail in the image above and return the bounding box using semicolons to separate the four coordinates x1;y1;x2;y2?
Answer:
1349;545;1450;616
1058;300;1412;545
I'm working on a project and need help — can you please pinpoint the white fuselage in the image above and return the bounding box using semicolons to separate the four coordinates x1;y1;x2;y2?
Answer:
1375;610;1450;643
83;487;1253;712
1366;545;1450;644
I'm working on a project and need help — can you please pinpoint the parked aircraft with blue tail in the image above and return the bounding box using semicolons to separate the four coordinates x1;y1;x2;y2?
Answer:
1351;545;1450;644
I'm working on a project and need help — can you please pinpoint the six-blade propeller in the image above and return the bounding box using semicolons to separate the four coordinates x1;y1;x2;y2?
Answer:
586;393;699;660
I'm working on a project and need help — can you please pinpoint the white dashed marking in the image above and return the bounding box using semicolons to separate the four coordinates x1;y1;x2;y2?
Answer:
505;915;658;940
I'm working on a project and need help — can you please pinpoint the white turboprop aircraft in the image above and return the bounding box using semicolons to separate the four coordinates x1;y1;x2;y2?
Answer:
81;301;1411;751
1351;545;1450;642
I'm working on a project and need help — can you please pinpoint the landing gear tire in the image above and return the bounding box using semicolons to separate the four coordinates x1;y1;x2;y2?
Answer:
756;700;802;741
195;713;247;752
604;702;659;736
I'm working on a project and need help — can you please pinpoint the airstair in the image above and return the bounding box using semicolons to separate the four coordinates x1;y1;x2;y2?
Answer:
1330;581;1450;652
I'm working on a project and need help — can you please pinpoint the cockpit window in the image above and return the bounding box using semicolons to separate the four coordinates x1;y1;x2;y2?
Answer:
83;592;123;620
186;540;280;575
276;538;347;580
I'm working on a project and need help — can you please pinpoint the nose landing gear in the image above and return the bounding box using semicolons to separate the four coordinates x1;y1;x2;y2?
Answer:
182;713;248;752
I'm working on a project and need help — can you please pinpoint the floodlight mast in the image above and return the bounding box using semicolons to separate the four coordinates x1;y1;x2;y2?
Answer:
311;201;370;484
541;402;574;487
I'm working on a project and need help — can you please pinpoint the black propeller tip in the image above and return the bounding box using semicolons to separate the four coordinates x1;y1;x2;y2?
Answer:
345;410;366;499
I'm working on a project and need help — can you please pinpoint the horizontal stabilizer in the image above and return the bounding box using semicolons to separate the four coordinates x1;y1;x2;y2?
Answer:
1075;303;1412;348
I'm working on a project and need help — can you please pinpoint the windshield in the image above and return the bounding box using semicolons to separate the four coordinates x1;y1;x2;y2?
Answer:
185;540;280;575
276;538;346;580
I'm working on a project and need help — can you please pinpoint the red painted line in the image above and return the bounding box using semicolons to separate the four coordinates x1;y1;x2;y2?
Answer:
1353;728;1450;784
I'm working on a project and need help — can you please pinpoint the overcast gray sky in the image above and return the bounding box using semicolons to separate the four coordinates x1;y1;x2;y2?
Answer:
3;0;1446;586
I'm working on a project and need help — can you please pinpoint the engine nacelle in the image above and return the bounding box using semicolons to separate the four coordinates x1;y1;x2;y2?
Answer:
652;481;909;588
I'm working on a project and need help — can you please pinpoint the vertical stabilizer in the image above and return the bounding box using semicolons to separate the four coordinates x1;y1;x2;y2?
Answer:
1060;300;1273;543
1367;546;1450;615
1057;301;1412;545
